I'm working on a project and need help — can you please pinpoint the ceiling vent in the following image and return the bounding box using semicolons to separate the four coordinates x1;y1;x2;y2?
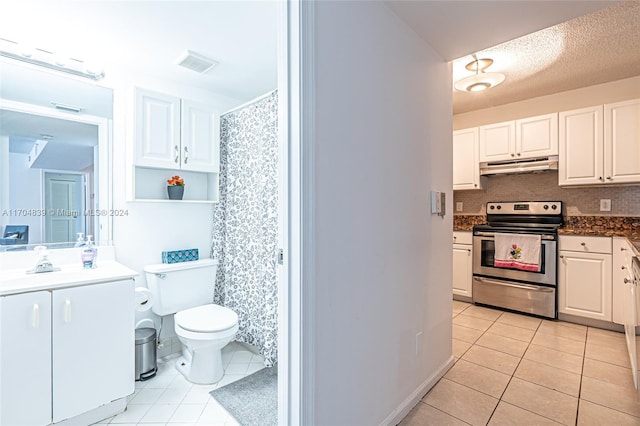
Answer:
175;50;219;74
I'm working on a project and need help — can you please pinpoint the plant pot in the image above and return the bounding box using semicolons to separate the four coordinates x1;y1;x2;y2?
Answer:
167;185;184;200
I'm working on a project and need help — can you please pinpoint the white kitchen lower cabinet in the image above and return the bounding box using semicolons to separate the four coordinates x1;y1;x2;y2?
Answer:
453;232;473;299
0;291;52;426
612;238;635;325
0;279;134;425
558;250;612;321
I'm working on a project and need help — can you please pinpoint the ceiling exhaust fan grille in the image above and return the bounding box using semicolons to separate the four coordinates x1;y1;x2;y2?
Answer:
175;50;218;74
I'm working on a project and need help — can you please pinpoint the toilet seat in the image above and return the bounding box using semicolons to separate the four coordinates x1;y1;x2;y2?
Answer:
175;304;238;333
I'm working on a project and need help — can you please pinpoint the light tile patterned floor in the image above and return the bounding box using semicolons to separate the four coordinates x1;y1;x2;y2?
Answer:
94;342;265;425
401;301;640;426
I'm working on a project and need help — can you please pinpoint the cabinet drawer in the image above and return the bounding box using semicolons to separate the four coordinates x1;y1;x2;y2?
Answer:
559;235;611;254
453;231;472;245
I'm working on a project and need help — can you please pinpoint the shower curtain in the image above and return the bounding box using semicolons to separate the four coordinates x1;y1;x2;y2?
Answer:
211;91;278;366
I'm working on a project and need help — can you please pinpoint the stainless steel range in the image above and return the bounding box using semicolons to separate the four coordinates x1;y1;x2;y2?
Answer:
472;201;563;319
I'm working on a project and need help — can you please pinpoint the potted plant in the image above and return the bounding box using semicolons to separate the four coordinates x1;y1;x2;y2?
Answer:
167;175;185;200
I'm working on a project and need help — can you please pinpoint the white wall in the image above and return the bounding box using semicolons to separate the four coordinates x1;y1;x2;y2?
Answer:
8;152;43;242
308;2;453;424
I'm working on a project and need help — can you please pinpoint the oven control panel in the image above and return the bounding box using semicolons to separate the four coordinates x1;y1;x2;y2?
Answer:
486;201;562;215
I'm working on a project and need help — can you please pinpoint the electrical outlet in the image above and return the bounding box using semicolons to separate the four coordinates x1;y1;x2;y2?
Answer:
600;199;611;212
456;202;463;212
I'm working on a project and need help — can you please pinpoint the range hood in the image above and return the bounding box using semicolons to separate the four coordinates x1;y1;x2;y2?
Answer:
480;155;558;176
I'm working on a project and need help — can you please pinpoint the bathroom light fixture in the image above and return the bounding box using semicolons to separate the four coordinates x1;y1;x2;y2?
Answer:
175;50;219;74
454;56;505;92
51;102;83;113
0;37;105;81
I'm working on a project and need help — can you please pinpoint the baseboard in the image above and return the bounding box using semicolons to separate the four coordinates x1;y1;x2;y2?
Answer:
55;397;127;425
380;355;455;426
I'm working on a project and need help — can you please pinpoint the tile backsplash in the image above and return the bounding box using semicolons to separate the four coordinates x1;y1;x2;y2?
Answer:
454;172;640;216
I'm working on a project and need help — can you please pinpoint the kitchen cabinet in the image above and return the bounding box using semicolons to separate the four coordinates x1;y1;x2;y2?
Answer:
0;279;134;425
452;231;473;300
558;236;612;321
453;128;483;190
479;113;558;162
131;87;220;202
612;238;636;324
559;99;640;186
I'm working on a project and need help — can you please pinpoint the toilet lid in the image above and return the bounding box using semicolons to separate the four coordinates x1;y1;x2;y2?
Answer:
175;304;238;333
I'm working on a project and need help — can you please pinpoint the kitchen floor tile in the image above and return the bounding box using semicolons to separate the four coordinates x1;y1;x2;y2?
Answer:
138;404;179;423
452;300;471;314
487;322;535;342
501;378;578;425
423;378;499;426
461;345;521;375
453;314;494;331
514;358;581;397
462;305;503;321
580;376;640;417
538;320;587;342
444;359;512;398
495;312;542;331
488;401;562;425
168;404;206;423
476;332;529;357
531;331;586;356
399;401;468;426
577;399;640;426
452;338;472;358
452;324;484;343
523;344;583;374
110;404;152;424
582;357;637;389
585;340;632;368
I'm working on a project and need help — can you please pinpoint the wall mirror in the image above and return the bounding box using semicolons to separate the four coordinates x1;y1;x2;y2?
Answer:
0;60;113;251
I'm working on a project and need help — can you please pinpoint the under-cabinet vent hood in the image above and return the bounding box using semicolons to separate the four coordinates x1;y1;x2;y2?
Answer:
480;155;558;176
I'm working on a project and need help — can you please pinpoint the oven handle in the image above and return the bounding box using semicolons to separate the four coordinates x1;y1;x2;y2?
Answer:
474;231;555;240
473;276;555;292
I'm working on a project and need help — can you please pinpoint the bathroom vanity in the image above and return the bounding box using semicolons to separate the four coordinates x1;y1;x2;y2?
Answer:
0;247;137;426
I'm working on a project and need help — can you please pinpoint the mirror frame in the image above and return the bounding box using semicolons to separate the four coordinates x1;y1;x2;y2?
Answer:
0;98;113;248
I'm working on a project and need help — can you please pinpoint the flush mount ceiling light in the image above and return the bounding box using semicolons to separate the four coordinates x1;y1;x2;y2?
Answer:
175;50;219;74
454;56;505;92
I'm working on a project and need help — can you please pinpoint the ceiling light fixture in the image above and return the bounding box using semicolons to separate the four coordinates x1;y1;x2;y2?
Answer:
0;38;105;81
454;56;505;92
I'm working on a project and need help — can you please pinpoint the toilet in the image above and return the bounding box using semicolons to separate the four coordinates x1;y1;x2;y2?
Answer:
144;258;238;384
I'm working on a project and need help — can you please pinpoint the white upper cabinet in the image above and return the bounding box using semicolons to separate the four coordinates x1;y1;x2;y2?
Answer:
453;128;482;190
479;113;557;162
134;87;220;173
559;99;640;186
604;99;640;184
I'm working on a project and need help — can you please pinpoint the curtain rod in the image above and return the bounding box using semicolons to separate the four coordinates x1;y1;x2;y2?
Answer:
222;89;277;116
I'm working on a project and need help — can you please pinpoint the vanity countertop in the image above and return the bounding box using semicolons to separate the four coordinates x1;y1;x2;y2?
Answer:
0;261;137;296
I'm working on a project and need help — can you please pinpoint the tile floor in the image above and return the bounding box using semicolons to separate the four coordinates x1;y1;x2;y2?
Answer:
401;301;640;426
93;342;266;426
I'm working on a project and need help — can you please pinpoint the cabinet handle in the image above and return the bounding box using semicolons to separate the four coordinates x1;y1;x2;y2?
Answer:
559;255;564;259
580;242;586;246
511;153;515;157
621;247;627;251
183;146;189;164
599;177;603;181
467;249;471;254
606;176;612;180
516;152;521;156
32;304;40;329
174;145;179;163
64;299;71;324
624;278;632;284
622;266;626;270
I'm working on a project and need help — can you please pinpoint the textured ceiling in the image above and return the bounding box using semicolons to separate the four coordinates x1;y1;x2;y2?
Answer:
452;2;640;114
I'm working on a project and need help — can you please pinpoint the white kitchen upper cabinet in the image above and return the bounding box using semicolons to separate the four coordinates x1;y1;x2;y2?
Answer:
479;120;515;162
558;249;612;322
52;280;134;423
453;128;482;190
135;88;182;169
180;100;221;173
604;98;640;184
0;291;52;426
516;113;558;158
559;105;604;186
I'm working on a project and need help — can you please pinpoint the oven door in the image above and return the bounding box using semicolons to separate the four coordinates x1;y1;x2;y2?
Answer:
472;276;556;318
473;233;557;286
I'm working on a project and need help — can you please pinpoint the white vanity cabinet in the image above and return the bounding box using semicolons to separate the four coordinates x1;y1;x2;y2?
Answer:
452;231;473;300
453;128;483;190
558;236;612;321
479;113;558;162
0;279;134;426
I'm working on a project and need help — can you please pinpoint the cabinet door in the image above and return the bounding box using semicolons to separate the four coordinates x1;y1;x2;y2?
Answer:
453;244;472;298
558;250;612;321
516;113;558;159
558;106;604;186
605;99;640;184
479;121;515;162
52;280;134;422
135;88;181;169
0;291;52;426
181;100;221;173
453;128;481;190
612;239;634;325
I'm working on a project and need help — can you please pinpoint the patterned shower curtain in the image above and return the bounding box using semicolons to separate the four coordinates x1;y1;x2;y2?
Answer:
211;91;278;366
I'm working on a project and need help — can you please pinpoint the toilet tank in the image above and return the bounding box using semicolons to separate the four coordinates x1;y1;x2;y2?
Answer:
144;258;217;316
